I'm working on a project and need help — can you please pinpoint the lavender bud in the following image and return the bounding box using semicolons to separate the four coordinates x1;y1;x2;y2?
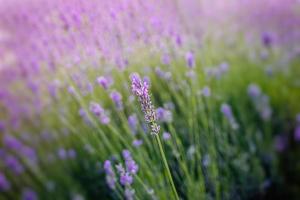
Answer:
0;172;10;191
104;160;116;189
132;139;143;147
162;132;171;141
185;51;195;68
110;91;123;110
128;114;138;135
124;188;135;200
294;126;300;142
22;188;38;200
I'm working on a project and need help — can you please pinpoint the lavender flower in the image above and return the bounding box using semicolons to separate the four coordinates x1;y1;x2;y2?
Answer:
89;102;110;124
185;51;195;68
202;86;211;97
162;132;171;141
156;107;173;123
128;114;138;135
110;90;123;110
120;172;133;186
104;160;116;190
0;172;10;191
294;126;300;142
122;150;139;175
130;73;160;135
132;139;143;147
274;135;287;152
221;103;239;130
248;84;261;98
124;188;135;200
5;155;24;174
22;188;38;200
96;76;113;90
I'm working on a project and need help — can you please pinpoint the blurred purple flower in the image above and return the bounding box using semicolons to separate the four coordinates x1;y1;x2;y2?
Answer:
294;126;300;142
185;51;195;68
162;132;171;141
0;172;10;191
104;160;116;190
110;90;123;110
22;188;38;200
128;114;138;135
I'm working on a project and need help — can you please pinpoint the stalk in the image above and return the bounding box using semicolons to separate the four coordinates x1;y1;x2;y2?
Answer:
155;133;180;200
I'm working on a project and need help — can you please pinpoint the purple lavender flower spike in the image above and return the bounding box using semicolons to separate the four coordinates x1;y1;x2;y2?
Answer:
261;32;273;48
248;84;261;98
0;172;10;191
294;126;300;142
185;51;195;68
57;148;67;160
124;188;135;200
96;76;113;90
156;107;173;123
22;188;38;200
110;91;123;110
132;139;143;147
128;114;138;135
122;150;139;175
130;73;160;135
162;132;171;141
104;160;116;190
274;135;287;152
202;86;211;97
5;155;24;174
221;103;233;119
120;172;133;186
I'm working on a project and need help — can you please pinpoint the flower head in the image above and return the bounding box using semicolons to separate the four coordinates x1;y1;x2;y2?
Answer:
130;73;160;135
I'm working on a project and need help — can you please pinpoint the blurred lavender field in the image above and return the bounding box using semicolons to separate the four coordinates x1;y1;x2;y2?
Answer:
0;0;300;199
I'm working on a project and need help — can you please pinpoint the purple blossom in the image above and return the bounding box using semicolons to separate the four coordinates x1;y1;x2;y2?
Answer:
120;172;133;186
185;51;195;68
162;132;171;140
57;148;67;160
156;107;173;123
221;103;239;130
68;149;77;159
22;146;38;165
132;139;143;147
0;172;10;191
122;150;139;175
130;73;160;135
104;160;116;190
274;135;287;152
89;102;110;124
22;188;38;200
161;54;171;65
5;155;24;174
248;84;261;98
3;134;23;151
124;188;135;200
261;32;273;48
110;91;123;110
294;126;300;142
96;76;113;90
221;103;233;119
202;86;211;97
128;114;138;135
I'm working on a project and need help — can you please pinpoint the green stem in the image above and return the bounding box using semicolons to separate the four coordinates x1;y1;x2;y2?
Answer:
155;134;180;200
